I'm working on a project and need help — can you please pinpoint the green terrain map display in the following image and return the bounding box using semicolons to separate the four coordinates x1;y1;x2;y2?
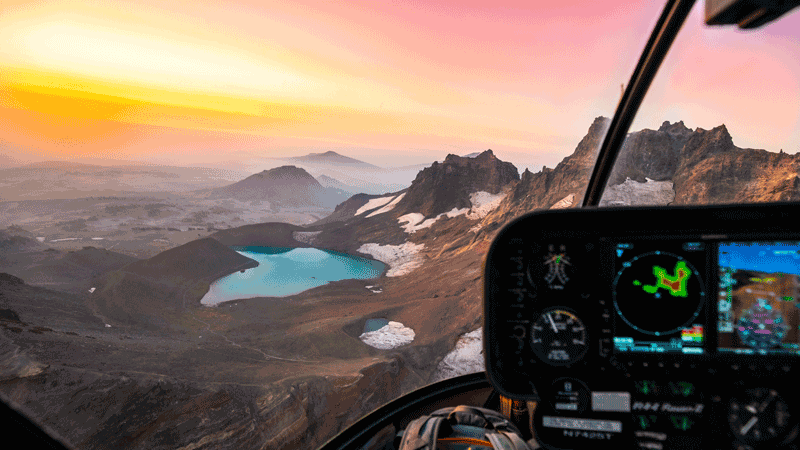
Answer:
633;261;691;297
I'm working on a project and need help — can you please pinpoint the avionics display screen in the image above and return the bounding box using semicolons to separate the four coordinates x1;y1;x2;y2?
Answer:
717;242;800;355
612;241;706;355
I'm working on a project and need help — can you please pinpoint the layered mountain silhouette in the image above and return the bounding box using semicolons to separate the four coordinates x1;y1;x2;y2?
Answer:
4;118;800;450
286;150;378;168
209;165;350;208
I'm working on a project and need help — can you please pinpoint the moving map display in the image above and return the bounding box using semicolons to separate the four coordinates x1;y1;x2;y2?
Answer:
718;242;800;355
612;242;706;354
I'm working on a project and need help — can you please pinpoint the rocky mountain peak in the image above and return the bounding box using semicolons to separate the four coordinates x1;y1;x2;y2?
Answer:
256;165;318;182
679;123;735;166
397;150;518;217
658;120;692;135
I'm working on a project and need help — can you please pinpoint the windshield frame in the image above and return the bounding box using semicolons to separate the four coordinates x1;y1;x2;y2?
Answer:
582;0;696;207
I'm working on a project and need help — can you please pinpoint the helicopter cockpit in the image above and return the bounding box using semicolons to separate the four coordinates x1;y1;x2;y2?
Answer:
319;0;800;449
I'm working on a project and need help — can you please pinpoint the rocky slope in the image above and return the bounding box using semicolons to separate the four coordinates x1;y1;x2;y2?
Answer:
3;118;800;450
89;238;258;327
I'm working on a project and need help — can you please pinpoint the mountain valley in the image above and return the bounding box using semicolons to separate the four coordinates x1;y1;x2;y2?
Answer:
2;118;800;449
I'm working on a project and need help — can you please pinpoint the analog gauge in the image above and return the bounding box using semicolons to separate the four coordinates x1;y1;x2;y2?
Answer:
729;388;792;443
531;308;588;365
737;298;788;350
613;251;705;335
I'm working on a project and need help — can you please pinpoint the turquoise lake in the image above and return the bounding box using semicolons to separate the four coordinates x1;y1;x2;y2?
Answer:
200;246;385;306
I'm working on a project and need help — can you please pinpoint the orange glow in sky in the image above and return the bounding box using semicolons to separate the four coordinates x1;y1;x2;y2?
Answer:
1;0;799;169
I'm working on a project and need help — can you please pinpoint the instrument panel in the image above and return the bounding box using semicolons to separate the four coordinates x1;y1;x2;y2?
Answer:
484;203;800;450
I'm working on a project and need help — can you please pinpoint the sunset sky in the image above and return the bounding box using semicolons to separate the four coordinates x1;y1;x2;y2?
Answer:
1;0;798;171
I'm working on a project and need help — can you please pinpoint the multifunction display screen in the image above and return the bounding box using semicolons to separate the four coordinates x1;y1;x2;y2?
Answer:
717;242;800;356
612;241;706;355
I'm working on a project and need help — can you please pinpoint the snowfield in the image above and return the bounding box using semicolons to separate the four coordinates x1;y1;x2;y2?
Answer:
599;178;675;206
357;242;425;276
395;191;506;233
356;195;396;215
366;193;406;217
432;328;484;382
359;321;415;349
397;207;468;233
466;191;506;219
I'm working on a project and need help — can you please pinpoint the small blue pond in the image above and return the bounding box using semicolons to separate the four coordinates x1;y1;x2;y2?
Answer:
200;246;385;306
363;318;389;334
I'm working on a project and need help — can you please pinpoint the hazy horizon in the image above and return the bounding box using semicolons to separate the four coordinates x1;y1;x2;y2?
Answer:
1;1;799;174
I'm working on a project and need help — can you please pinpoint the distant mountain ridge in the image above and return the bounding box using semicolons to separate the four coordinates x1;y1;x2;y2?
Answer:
285;151;378;168
210;165;349;208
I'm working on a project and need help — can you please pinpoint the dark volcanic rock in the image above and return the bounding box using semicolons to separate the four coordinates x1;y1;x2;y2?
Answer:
90;238;258;326
0;308;21;322
607;120;692;185
397;150;518;217
311;191;406;226
210;222;308;247
0;273;24;286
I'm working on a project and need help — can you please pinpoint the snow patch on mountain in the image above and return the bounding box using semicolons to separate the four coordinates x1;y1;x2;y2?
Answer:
366;193;406;217
356;195;396;215
398;207;469;233
359;321;415;349
396;191;506;234
432;328;484;382
358;242;424;276
466;191;507;219
600;178;675;206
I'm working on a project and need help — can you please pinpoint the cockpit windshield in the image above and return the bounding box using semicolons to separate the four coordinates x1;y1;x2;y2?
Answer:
598;2;800;208
0;1;799;449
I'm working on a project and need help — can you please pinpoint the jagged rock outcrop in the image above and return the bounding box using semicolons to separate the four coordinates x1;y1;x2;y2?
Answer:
607;120;693;185
672;125;800;204
397;150;518;217
496;117;610;219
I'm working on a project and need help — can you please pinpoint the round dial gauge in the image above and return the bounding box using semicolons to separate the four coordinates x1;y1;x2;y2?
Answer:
613;251;705;335
729;388;792;443
531;308;588;365
737;299;788;350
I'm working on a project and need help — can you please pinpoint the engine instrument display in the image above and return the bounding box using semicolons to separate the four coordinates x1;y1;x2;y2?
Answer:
717;242;800;355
